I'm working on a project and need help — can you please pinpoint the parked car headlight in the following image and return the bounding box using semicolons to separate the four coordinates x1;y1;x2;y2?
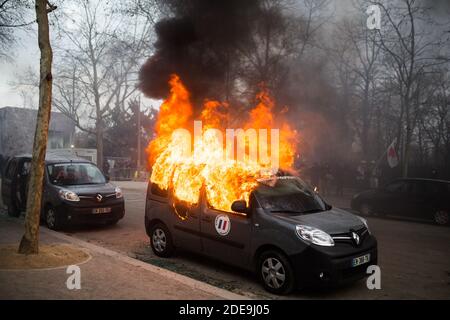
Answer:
115;186;123;199
359;216;371;234
295;225;334;247
58;189;80;202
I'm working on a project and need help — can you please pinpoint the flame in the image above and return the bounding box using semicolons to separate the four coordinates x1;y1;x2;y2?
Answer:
147;74;297;212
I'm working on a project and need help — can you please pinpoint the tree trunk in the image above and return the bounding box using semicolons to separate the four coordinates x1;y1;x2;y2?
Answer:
18;0;54;255
96;118;103;168
361;80;370;158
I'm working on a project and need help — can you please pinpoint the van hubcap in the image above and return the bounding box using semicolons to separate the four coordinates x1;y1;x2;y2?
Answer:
434;210;449;225
152;228;167;252
46;209;55;228
261;257;286;289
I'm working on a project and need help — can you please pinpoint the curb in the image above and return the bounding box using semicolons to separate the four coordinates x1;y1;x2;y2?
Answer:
41;227;250;300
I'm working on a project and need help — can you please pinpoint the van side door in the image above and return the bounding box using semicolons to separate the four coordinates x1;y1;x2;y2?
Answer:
1;158;18;208
170;198;202;253
17;159;31;210
199;198;253;269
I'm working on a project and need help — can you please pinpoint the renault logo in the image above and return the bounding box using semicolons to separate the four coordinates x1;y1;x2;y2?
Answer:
96;194;103;202
351;231;360;245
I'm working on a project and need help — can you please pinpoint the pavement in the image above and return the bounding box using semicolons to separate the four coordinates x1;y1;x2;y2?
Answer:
0;215;246;300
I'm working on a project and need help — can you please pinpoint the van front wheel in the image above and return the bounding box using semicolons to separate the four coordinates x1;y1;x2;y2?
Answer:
7;203;20;217
45;206;61;230
258;250;295;295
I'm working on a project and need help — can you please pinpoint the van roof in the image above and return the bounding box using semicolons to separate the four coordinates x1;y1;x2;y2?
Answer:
13;152;92;165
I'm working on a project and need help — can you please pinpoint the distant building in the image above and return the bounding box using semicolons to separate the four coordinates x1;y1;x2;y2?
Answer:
0;106;75;158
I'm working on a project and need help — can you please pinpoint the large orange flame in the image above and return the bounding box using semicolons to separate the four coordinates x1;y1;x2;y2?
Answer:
147;74;297;212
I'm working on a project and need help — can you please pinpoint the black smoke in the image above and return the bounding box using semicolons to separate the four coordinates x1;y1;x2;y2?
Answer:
139;0;260;104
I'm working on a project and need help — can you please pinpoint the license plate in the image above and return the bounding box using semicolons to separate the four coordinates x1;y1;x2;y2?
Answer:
352;253;370;267
92;207;111;214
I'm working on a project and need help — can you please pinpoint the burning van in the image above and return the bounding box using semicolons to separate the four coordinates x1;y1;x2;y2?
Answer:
145;175;377;294
143;75;377;294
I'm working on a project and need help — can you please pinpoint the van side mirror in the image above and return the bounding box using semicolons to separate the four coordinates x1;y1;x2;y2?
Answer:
231;200;248;214
105;174;110;183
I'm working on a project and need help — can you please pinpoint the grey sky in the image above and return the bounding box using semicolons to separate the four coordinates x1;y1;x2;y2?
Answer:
1;0;448;110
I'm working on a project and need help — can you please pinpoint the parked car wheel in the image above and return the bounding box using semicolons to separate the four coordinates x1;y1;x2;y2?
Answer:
45;206;61;230
258;250;295;295
7;203;20;217
433;210;449;226
150;223;174;257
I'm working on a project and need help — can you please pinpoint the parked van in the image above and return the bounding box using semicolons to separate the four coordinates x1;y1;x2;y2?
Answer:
1;154;125;229
145;175;377;294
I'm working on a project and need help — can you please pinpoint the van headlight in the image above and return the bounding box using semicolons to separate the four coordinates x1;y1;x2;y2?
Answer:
115;186;123;199
58;189;80;202
296;225;334;247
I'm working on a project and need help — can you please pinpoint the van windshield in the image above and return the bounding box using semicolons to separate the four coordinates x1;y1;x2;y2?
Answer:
254;176;328;214
47;163;106;186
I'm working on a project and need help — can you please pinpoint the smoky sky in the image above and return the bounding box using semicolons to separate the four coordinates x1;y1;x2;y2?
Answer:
139;0;260;103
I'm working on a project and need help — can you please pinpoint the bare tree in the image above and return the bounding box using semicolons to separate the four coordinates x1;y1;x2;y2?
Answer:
53;0;152;166
337;14;381;159
18;0;56;254
238;0;330;101
372;0;449;176
0;0;34;60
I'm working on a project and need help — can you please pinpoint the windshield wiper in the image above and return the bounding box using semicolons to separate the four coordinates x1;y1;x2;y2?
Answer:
300;208;325;214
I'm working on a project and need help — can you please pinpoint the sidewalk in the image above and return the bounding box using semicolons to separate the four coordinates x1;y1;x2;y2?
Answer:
0;215;246;300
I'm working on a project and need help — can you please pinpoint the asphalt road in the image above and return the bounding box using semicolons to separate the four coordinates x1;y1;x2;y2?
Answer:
56;183;450;300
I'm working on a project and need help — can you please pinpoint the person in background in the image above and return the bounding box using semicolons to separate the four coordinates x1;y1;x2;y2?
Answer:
103;159;110;177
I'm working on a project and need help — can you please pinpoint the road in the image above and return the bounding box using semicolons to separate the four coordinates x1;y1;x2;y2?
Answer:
56;182;450;299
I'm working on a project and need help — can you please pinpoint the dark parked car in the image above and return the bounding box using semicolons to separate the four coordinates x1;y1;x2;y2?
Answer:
1;154;125;229
351;178;450;226
145;176;377;294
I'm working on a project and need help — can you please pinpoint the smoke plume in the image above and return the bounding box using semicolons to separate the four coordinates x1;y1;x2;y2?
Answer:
139;0;260;104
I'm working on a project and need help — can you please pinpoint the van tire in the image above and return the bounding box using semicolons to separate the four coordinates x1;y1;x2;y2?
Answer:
149;222;174;258
7;203;20;217
433;210;449;226
258;250;295;295
45;206;61;230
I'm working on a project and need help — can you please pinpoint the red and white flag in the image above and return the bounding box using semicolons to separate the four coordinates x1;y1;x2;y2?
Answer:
387;139;399;168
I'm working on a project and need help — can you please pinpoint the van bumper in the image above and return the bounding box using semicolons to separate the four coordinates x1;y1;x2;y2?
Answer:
54;201;125;226
289;236;378;288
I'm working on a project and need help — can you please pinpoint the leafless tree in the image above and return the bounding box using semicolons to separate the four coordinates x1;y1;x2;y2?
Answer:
238;0;331;102
371;0;449;176
336;14;381;159
52;0;153;166
18;0;57;254
0;0;34;60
